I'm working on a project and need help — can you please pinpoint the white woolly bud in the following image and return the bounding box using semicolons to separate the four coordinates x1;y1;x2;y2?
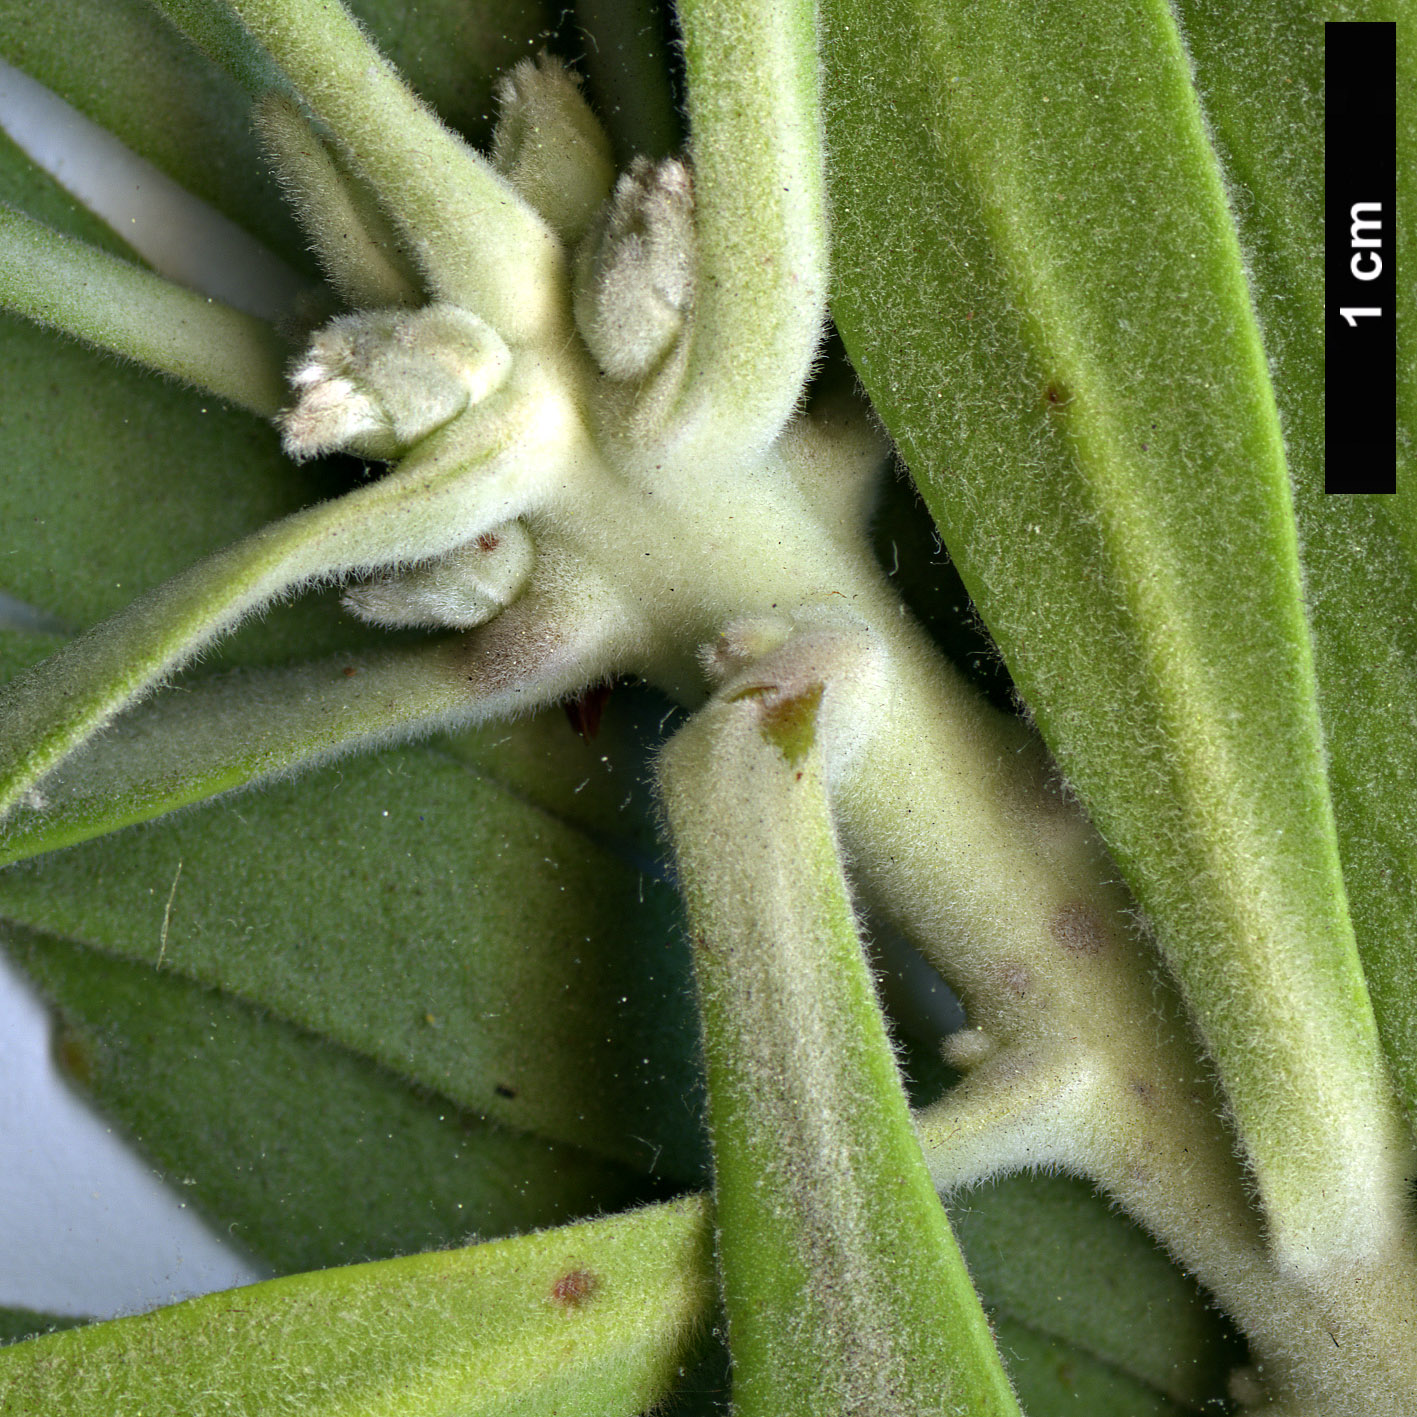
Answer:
573;157;695;380
491;54;615;246
941;1028;994;1071
342;522;535;630
280;304;510;461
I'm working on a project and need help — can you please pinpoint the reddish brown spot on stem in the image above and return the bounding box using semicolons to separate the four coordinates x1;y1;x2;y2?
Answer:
550;1268;598;1308
1050;902;1107;956
475;533;500;552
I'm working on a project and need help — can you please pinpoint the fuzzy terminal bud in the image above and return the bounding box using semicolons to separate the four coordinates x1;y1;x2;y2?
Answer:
343;522;535;630
280;304;510;461
492;55;616;246
573;157;695;381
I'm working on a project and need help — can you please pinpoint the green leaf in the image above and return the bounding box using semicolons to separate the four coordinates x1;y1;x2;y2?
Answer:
228;0;562;340
1171;0;1417;1125
8;921;654;1275
0;207;288;416
0;644;504;864
0;1309;86;1348
0;129;378;668
953;1175;1241;1410
660;674;1022;1416
993;1318;1193;1417
0;741;706;1179
0;1194;715;1417
819;0;1409;1266
151;0;559;151
0;400;551;821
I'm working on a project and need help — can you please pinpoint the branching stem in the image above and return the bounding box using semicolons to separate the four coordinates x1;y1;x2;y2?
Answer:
227;0;564;338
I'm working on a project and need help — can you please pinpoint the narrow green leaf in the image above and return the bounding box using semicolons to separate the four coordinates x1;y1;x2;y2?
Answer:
953;1175;1241;1410
820;0;1410;1267
9;923;651;1275
660;677;1021;1415
0;1309;86;1348
993;1318;1193;1417
0;400;545;820
0;741;705;1178
1401;12;1416;469
253;92;422;308
0;207;287;415
152;0;558;151
0;636;673;874
0;119;375;665
1171;0;1417;1128
0;644;502;865
0;1195;715;1417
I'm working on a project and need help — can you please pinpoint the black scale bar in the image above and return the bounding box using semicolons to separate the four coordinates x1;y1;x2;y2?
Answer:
1325;21;1397;494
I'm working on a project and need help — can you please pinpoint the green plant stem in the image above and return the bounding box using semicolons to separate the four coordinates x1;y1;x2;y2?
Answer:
666;0;827;462
146;0;290;98
0;644;490;865
0;206;286;415
253;93;420;308
660;658;1022;1416
226;0;564;340
818;0;1412;1277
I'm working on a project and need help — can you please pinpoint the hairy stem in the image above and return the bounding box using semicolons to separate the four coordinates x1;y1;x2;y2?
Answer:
227;0;563;338
665;0;827;462
0;207;287;415
660;650;1020;1416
